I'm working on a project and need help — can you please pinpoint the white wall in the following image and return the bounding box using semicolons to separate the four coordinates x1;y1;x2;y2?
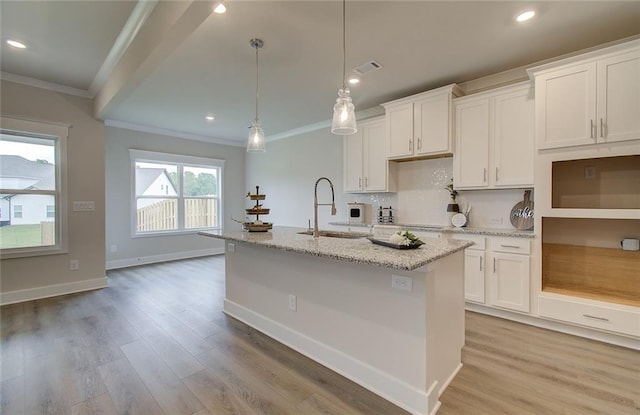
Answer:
105;126;245;268
0;80;106;302
245;128;349;229
248;129;532;230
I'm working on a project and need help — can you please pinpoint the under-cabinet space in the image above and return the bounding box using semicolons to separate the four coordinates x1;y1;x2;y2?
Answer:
542;217;640;307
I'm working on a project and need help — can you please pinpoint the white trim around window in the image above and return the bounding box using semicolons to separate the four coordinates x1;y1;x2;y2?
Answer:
129;149;224;238
1;115;69;258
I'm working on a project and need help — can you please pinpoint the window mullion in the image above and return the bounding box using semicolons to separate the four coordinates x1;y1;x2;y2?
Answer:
177;164;185;230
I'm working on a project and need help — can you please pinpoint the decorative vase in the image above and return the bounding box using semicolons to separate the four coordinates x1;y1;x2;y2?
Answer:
446;198;459;223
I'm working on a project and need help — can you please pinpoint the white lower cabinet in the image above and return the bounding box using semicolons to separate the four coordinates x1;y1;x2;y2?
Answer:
464;249;486;304
488;237;531;313
490;252;530;313
539;295;639;338
453;234;531;313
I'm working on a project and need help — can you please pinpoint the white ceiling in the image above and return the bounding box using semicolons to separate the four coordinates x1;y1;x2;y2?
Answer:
2;1;640;146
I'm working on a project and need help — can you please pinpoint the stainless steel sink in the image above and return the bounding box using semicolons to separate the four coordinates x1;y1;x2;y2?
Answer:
297;230;368;239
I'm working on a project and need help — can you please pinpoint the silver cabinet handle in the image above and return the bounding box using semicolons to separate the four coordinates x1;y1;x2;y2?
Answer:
483;168;487;183
409;139;413;152
479;256;483;271
358;178;362;188
495;167;499;181
417;137;421;150
500;244;520;249
590;119;594;139
493;257;496;273
365;177;368;187
600;118;604;138
583;314;609;322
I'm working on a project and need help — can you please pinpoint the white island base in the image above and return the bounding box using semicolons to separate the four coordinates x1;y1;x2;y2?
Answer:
222;240;465;415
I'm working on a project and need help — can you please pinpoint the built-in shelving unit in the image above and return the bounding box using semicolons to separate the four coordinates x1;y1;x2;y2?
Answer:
542;218;640;307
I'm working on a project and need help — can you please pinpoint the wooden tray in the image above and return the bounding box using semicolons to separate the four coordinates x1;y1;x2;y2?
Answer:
243;222;272;232
246;208;270;215
368;238;423;250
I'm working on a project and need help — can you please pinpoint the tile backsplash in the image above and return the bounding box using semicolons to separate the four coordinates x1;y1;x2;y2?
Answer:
346;157;533;229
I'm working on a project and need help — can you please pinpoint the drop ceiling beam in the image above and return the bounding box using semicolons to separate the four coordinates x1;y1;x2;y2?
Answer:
94;0;212;120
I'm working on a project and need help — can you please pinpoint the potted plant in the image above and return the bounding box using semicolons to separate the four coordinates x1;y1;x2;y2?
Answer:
445;180;459;218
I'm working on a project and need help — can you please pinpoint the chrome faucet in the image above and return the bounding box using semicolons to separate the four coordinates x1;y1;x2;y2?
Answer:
313;177;337;237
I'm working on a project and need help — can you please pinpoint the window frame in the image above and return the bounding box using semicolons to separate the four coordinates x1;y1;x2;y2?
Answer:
1;115;69;258
129;149;224;238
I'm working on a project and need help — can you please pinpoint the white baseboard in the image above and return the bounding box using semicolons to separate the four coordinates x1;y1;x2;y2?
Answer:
466;303;640;350
106;248;224;270
224;299;434;415
1;276;108;305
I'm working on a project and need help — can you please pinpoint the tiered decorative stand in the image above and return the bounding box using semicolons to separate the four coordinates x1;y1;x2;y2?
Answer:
244;185;273;232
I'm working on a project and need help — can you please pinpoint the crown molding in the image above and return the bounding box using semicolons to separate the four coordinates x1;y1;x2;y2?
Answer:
1;72;91;98
105;119;244;147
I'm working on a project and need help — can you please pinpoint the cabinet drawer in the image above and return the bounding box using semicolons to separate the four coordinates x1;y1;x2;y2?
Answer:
539;295;640;338
490;237;531;254
451;234;485;250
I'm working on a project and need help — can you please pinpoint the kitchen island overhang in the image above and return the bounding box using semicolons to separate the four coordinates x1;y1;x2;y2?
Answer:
200;227;472;415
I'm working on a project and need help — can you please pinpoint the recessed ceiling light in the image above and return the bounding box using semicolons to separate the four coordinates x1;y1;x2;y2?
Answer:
205;115;215;121
516;10;536;22
348;77;360;85
6;39;27;49
213;1;227;14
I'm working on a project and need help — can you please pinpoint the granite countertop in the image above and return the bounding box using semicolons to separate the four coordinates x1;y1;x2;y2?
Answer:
329;222;535;239
199;226;472;271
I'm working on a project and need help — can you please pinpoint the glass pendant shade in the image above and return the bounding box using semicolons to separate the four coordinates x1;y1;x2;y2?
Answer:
331;87;357;135
246;38;266;152
331;0;357;136
246;120;266;152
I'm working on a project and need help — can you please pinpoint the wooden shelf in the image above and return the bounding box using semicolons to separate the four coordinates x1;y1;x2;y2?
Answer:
542;243;640;308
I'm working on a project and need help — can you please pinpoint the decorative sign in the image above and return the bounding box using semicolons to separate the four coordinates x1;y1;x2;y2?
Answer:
510;190;534;230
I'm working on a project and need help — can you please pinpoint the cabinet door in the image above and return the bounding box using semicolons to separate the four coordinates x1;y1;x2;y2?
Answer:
343;130;363;192
492;87;534;187
490;253;530;313
414;92;452;156
363;120;387;191
386;103;414;159
454;98;490;188
464;249;485;304
535;62;597;149
597;50;640;144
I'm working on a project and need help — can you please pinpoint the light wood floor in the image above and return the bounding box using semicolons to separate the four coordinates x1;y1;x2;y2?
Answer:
1;255;638;415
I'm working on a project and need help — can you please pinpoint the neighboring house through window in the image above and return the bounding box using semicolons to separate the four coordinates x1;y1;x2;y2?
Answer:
0;116;68;258
130;149;223;236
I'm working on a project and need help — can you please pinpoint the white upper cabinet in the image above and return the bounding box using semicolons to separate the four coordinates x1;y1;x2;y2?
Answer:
528;39;640;150
343;117;396;193
382;84;462;160
453;82;534;189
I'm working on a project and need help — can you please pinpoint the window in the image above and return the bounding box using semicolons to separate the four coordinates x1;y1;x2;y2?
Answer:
0;116;68;258
130;149;223;236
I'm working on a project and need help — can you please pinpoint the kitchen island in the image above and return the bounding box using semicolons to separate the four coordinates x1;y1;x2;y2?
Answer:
199;227;472;415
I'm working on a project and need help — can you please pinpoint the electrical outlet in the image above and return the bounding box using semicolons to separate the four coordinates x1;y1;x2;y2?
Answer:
584;166;596;180
227;243;235;253
391;275;412;292
69;259;80;271
288;294;297;311
110;244;118;253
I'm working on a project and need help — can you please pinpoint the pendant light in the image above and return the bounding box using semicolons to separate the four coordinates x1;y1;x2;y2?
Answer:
331;0;357;135
247;38;266;152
